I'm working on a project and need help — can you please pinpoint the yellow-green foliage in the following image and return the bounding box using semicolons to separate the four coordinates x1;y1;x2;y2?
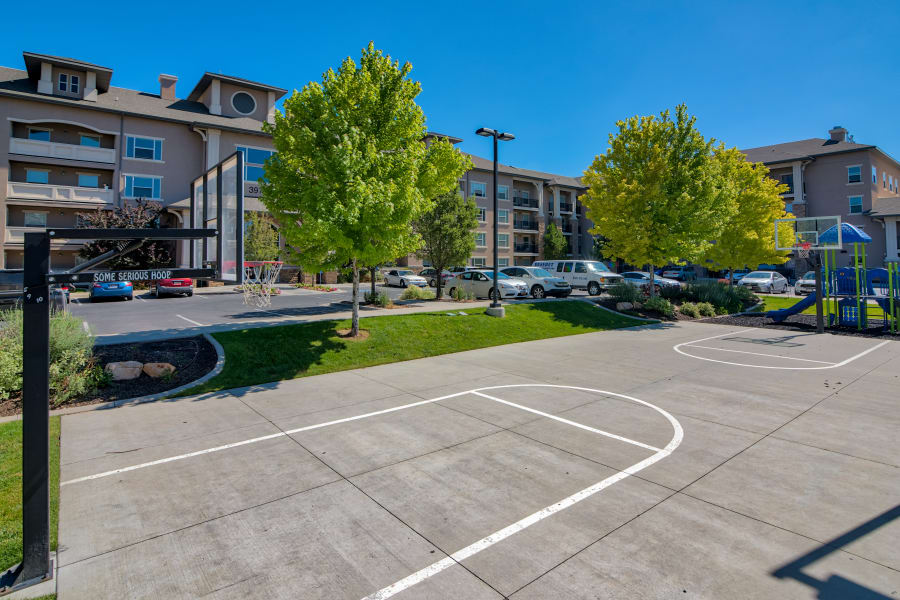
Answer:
400;286;435;300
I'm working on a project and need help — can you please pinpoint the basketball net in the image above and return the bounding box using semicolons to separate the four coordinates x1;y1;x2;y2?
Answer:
796;242;812;259
242;261;283;307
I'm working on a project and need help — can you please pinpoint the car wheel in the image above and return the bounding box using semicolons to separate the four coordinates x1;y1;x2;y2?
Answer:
587;281;601;296
489;287;500;301
187;291;193;297
429;278;436;287
448;287;456;297
401;279;408;288
531;285;545;299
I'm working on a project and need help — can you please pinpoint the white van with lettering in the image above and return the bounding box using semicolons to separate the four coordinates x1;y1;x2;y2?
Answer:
531;260;622;295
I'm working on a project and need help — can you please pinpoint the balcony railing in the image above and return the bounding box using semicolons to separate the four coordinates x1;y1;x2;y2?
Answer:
513;220;538;231
7;181;114;205
9;137;116;164
514;243;539;253
513;196;538;209
4;226;89;246
559;203;573;213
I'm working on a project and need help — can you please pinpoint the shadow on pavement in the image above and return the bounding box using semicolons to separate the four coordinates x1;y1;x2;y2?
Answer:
771;504;900;599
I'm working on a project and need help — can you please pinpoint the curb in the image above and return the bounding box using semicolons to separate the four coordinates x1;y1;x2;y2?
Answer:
0;333;226;423
588;300;661;323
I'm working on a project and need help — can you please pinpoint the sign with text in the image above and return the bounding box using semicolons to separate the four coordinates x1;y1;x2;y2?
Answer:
47;268;216;284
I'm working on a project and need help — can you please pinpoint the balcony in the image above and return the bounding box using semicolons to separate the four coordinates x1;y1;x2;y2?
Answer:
514;242;539;254
513;196;538;209
7;181;114;206
10;137;116;164
561;222;575;234
4;226;88;247
513;219;538;232
559;203;573;213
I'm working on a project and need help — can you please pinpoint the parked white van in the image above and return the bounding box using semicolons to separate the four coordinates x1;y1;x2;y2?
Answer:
531;260;622;295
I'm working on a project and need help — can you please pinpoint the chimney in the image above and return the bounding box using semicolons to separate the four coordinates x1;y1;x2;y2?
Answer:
828;125;847;142
159;74;178;100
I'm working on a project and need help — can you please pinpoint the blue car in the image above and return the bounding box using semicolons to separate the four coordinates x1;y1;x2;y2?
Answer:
90;281;133;302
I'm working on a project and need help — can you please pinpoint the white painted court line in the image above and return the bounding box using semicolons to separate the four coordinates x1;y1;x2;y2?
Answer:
674;328;891;370
136;295;147;302
470;391;662;452
175;314;205;327
680;344;836;365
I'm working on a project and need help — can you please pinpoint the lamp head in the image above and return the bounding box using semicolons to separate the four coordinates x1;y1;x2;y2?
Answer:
498;132;515;141
476;127;495;137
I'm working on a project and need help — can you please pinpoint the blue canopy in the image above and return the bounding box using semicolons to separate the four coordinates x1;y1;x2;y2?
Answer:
819;222;872;245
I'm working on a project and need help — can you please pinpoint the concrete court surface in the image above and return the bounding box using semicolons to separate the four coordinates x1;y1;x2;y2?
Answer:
53;321;900;599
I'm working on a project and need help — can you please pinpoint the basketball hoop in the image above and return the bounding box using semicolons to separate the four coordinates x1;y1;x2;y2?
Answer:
241;261;283;307
796;242;812;259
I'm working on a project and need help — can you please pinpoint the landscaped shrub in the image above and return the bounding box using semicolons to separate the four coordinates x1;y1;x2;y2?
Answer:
679;302;700;318
696;302;716;317
659;285;685;302
400;286;435;301
364;291;392;307
644;296;675;318
609;281;642;304
451;287;474;301
0;308;101;406
685;281;753;314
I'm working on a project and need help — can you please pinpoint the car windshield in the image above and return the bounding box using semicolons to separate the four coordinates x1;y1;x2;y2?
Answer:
585;261;611;272
397;270;414;276
802;271;815;280
746;271;772;279
530;268;553;278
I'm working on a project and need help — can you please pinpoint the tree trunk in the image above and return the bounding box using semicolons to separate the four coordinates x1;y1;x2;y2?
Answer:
370;266;376;298
351;258;360;336
729;271;734;286
435;264;443;299
649;267;656;298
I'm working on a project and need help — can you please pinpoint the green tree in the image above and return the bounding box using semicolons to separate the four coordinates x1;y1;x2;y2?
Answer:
581;104;735;295
415;190;479;298
704;147;792;283
262;43;471;335
244;212;280;262
542;223;568;260
78;198;173;269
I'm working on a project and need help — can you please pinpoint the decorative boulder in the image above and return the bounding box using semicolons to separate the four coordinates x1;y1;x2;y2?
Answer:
105;361;143;381
142;362;176;378
616;302;634;311
633;302;643;309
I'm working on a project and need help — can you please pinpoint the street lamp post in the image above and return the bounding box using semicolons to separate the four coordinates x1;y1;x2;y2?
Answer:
476;127;514;317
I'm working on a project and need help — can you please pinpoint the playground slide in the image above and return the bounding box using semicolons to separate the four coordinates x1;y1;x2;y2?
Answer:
765;292;818;323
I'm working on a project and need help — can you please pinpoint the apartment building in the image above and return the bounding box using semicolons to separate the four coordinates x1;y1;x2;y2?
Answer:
402;133;594;270
0;51;285;270
742;126;900;271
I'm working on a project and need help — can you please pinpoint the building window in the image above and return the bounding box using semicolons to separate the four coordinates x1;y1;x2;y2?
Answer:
890;175;894;192
77;173;99;188
847;166;861;184
477;207;486;222
470;182;486;197
471;257;486;267
236;146;274;182
873;166;878;183
498;209;509;224
25;169;49;184
498;258;509;267
779;173;794;193
231;91;257;115
498;233;509;248
124;174;162;199
497;185;508;200
58;73;67;92
849;195;863;214
126;136;163;161
80;134;100;147
27;128;50;142
475;232;486;247
24;211;47;227
884;172;887;189
70;75;80;94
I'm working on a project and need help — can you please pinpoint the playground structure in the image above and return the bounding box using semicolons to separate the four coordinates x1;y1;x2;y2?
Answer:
766;221;900;333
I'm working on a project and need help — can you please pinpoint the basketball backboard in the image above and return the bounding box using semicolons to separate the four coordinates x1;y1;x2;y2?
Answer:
190;151;244;283
774;215;842;251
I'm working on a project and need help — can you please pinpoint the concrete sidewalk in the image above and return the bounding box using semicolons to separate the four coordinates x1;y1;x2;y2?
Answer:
51;322;900;599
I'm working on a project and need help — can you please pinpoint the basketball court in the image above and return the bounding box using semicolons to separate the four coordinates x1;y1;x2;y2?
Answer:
47;320;900;599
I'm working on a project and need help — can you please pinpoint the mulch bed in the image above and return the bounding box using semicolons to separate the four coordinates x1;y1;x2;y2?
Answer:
705;313;900;340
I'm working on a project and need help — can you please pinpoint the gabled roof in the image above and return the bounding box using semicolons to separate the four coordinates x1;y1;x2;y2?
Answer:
0;67;270;136
465;153;584;189
23;51;113;92
741;137;875;165
187;72;287;102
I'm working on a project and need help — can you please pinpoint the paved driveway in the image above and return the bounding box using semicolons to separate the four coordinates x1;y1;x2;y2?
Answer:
53;321;900;599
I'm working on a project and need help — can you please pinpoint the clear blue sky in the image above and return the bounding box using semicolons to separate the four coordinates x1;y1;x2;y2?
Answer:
4;0;898;176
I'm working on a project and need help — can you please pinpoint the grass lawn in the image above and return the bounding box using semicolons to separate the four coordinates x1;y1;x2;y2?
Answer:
0;416;60;572
761;295;888;319
184;301;646;395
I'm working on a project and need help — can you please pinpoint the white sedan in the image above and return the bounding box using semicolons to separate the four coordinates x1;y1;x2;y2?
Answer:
738;270;789;294
383;269;427;288
448;270;528;300
621;271;681;292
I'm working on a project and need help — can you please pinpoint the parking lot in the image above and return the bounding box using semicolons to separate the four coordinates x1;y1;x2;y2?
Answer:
53;321;899;599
